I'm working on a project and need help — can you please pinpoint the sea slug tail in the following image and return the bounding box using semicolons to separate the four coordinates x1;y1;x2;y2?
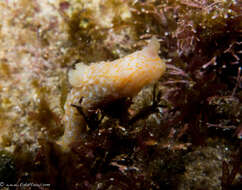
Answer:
143;36;160;56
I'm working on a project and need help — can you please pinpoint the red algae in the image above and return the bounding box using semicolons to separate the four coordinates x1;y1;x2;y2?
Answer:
0;0;241;189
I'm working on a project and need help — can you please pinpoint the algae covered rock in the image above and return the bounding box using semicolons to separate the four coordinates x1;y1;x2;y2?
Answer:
0;150;16;184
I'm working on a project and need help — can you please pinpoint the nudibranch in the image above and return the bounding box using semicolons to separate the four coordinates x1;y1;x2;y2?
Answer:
58;37;166;150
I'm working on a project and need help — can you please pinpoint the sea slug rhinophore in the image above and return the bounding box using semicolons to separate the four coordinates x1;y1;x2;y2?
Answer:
58;37;166;150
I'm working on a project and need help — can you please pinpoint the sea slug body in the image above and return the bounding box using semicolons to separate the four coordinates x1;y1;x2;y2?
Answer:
59;37;166;150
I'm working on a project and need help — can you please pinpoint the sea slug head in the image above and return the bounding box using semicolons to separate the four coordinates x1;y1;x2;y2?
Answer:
68;62;88;87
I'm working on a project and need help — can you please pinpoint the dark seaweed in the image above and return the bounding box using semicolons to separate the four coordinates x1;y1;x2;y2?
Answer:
10;0;242;189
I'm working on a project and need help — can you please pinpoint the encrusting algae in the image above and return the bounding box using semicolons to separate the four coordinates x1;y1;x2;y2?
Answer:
58;37;166;150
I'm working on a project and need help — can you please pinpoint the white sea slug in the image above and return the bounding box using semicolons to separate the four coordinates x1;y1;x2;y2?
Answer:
58;37;166;150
